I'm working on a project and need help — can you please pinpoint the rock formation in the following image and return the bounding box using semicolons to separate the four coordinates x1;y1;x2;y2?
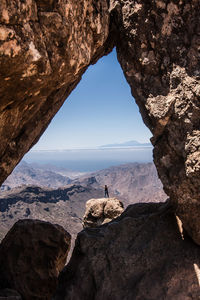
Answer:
0;289;22;300
0;0;112;186
83;197;124;228
0;219;71;300
0;3;199;299
0;0;199;245
54;202;200;300
111;0;200;245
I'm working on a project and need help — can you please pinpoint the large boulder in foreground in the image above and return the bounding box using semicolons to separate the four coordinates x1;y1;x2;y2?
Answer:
83;197;124;228
54;202;200;300
0;219;71;300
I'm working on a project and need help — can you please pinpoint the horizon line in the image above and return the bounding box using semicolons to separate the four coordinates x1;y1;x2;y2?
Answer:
29;145;153;152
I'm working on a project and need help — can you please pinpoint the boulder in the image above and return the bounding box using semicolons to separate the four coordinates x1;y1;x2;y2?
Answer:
54;202;200;300
0;219;71;300
83;197;124;228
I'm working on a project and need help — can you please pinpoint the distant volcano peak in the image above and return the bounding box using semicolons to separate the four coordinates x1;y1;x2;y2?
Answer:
99;140;151;148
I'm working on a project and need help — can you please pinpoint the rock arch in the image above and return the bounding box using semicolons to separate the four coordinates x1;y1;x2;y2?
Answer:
0;0;199;244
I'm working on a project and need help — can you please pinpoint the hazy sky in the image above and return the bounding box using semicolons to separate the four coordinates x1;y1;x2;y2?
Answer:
32;48;151;150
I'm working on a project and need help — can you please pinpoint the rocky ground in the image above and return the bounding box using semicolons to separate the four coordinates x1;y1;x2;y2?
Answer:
54;201;200;300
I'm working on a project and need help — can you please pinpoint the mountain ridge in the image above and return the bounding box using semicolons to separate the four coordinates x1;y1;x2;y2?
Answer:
75;162;167;205
99;140;151;148
0;162;167;244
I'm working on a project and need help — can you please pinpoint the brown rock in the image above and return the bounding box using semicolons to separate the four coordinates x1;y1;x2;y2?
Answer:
0;219;71;300
111;0;200;244
54;202;200;300
83;197;124;228
0;0;112;185
0;289;22;300
0;0;199;245
0;2;200;298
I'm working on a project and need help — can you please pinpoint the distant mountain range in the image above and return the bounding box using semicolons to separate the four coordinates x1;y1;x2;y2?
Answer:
1;161;85;190
2;161;166;206
0;161;167;244
74;162;167;205
0;184;103;252
100;140;151;148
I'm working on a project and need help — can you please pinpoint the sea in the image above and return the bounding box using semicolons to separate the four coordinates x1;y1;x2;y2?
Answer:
24;147;153;172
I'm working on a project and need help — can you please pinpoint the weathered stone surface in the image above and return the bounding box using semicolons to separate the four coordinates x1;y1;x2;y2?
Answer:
54;202;200;300
0;219;71;300
83;197;124;228
0;289;22;300
0;0;112;185
110;0;200;244
0;0;199;245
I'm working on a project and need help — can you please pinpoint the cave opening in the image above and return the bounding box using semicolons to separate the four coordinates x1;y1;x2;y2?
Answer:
0;47;168;256
0;2;200;297
0;47;169;253
23;48;152;172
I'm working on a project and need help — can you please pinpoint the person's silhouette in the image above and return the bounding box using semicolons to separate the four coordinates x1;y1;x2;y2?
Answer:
104;185;109;198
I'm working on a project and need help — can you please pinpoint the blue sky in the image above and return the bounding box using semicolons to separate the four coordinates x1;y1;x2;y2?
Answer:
32;48;151;150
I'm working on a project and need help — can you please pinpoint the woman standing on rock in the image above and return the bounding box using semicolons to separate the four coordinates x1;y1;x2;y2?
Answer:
104;185;109;198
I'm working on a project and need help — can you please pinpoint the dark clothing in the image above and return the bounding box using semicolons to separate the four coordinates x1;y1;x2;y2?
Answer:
105;186;109;198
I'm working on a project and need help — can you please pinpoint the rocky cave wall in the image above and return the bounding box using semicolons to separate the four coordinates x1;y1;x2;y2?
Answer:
0;0;113;185
111;0;200;245
0;1;200;299
0;0;200;246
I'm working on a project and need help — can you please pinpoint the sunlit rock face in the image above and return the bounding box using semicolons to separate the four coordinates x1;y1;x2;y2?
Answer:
0;0;112;185
83;197;124;228
0;0;200;245
110;0;200;245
